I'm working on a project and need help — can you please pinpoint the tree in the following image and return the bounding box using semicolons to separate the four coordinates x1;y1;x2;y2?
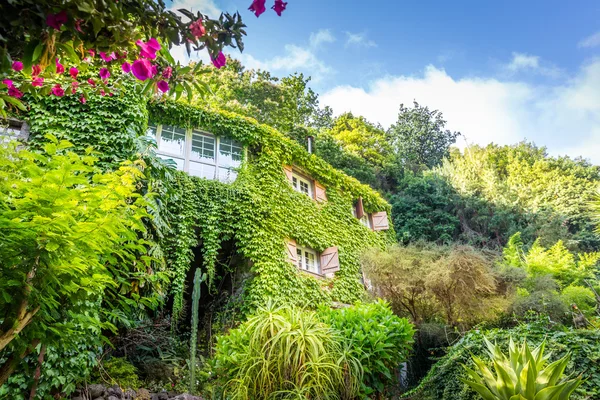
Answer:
388;101;460;172
0;137;160;384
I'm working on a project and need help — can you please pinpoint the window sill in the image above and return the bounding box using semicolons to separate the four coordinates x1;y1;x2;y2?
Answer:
300;269;324;279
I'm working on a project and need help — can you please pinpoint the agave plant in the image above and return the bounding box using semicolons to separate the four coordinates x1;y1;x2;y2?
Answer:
461;337;582;400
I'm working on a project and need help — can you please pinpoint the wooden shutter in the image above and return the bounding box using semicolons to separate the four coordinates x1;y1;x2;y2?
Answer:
286;239;298;264
314;181;327;202
355;197;365;219
320;246;340;277
372;211;389;231
283;165;293;181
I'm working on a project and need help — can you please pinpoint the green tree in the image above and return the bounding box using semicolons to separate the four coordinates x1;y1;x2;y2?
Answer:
0;137;159;384
388;101;460;172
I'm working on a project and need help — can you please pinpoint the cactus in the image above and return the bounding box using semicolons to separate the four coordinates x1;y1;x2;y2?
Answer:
461;337;582;400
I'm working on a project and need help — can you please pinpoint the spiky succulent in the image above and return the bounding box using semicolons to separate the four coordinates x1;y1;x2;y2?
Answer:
460;337;582;400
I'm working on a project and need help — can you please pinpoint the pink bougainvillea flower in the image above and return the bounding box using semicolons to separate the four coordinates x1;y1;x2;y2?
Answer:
151;64;158;77
131;59;153;81
88;49;96;58
190;19;206;37
100;89;106;96
121;62;132;73
109;92;114;97
71;81;79;94
80;96;86;104
8;86;23;99
75;19;84;33
69;67;79;79
51;84;65;97
162;66;173;79
248;0;266;17
46;10;68;30
136;38;161;59
99;68;110;81
99;52;115;62
88;78;96;87
157;80;170;93
32;77;44;87
55;58;65;74
12;61;23;72
32;65;41;77
2;79;13;87
272;0;288;16
211;51;227;69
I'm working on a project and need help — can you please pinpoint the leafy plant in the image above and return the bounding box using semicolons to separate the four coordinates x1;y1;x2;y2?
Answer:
318;301;415;396
212;301;362;400
461;337;582;400
97;357;140;390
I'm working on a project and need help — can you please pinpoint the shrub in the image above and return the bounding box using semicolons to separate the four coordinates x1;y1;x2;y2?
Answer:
560;285;597;316
96;357;140;390
319;301;414;397
212;301;362;400
403;321;600;400
461;337;582;400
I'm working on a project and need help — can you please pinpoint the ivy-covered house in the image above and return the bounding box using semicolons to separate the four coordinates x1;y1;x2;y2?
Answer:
9;92;395;315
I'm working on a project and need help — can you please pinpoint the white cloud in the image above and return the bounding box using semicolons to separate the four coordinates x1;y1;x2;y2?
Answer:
309;29;336;49
321;60;600;163
345;32;377;48
504;52;562;78
578;31;600;48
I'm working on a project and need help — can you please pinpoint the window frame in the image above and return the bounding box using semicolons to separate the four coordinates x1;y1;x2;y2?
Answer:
352;207;373;230
148;124;245;182
291;170;314;198
295;244;321;275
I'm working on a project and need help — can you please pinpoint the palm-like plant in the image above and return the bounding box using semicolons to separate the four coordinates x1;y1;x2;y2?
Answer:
461;337;582;400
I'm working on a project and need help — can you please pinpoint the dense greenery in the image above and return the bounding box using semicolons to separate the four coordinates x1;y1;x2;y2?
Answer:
405;320;600;400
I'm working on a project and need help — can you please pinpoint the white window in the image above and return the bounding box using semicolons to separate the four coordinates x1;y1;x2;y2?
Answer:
0;119;28;142
360;214;372;229
147;125;244;182
296;245;320;274
291;172;313;198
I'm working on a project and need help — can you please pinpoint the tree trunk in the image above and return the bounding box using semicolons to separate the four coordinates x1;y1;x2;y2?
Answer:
0;339;40;386
0;304;39;353
29;344;46;400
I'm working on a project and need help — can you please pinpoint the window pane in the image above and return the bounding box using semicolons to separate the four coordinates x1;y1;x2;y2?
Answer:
219;137;243;168
189;161;216;180
157;154;185;171
146;125;158;139
159;125;187;156
191;131;216;163
218;167;237;183
297;248;303;270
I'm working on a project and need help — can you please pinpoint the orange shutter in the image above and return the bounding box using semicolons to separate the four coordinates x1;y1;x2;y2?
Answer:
372;211;389;231
314;181;327;202
286;239;298;264
320;246;340;277
355;197;365;219
283;165;293;181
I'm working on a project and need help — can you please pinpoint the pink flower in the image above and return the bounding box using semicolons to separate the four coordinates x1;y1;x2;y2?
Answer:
131;59;153;81
162;66;173;79
88;78;96;87
51;84;65;97
32;77;44;87
100;89;106;96
121;62;132;73
2;79;13;88
190;19;206;38
211;51;227;69
157;80;170;93
99;52;115;62
75;19;84;33
8;86;23;99
55;58;65;74
151;65;158;77
99;68;110;81
32;65;41;77
88;49;96;58
80;96;86;104
248;0;266;17
136;38;161;60
272;0;287;16
12;61;23;72
71;81;79;94
46;10;68;30
69;67;79;79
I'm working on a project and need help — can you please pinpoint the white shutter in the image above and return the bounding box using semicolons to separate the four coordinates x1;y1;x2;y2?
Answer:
372;211;389;231
320;246;340;277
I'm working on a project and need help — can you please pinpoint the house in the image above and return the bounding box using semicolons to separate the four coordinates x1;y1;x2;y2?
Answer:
10;95;395;311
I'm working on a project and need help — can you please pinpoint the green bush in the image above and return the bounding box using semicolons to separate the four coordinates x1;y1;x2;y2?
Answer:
211;301;362;400
403;321;600;400
318;300;415;397
96;357;140;390
560;285;597;316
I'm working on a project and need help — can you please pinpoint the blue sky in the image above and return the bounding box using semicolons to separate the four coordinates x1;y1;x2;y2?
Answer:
173;0;600;163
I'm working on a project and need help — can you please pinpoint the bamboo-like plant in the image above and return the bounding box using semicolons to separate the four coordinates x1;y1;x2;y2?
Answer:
461;337;582;400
